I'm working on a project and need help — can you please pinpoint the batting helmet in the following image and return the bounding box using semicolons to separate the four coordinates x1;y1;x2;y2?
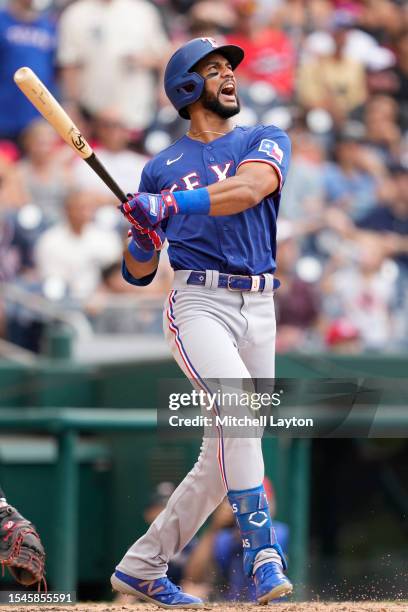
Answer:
164;37;244;119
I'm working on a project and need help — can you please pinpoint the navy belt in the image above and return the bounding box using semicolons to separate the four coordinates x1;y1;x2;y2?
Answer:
187;271;280;292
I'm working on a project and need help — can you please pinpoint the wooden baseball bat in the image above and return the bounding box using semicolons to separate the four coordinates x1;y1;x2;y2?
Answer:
13;66;128;204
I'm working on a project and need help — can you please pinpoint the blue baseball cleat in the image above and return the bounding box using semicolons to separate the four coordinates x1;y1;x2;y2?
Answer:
254;562;293;604
111;569;204;609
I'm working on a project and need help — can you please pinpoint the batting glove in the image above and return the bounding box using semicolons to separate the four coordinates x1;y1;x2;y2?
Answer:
120;191;178;229
129;225;165;252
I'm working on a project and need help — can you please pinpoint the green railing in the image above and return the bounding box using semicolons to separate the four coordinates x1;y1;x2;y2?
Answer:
0;409;156;594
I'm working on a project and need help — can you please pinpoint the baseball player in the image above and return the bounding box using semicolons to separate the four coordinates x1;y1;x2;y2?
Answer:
0;486;45;587
111;37;292;607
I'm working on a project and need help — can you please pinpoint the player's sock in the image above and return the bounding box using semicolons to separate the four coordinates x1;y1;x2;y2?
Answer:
227;484;287;576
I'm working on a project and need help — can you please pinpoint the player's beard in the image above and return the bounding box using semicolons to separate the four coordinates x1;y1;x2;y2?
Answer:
200;87;240;119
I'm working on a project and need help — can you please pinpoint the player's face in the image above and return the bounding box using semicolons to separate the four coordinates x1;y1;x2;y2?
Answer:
196;53;240;119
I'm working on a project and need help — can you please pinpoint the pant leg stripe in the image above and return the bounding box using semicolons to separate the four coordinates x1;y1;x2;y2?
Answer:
166;290;228;490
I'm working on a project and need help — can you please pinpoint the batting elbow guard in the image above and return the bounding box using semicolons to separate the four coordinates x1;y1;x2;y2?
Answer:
227;485;287;576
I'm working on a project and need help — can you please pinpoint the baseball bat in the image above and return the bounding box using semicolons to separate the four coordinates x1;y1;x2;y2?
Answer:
13;66;128;204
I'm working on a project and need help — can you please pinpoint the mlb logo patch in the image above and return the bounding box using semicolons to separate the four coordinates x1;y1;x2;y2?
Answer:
258;139;284;164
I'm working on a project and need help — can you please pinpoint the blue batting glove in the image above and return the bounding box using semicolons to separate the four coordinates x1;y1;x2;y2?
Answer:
120;190;178;229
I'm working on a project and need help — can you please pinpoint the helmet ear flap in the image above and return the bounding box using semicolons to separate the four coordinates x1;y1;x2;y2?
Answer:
167;71;205;119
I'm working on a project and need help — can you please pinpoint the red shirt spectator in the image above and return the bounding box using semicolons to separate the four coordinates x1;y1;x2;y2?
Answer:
227;28;296;98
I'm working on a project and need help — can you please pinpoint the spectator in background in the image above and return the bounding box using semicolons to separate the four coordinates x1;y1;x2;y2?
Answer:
0;0;56;142
325;318;362;354
298;16;367;125
34;189;122;302
0;0;406;357
57;0;169;132
274;221;321;353
323;135;386;222
226;0;296;100
269;0;334;44
0;213;21;282
358;0;403;45
280;130;325;223
323;233;398;351
86;250;173;334
0;155;34;279
363;95;402;162
16;119;73;225
0;153;25;210
357;165;408;273
72;107;148;204
393;29;408;132
187;1;237;39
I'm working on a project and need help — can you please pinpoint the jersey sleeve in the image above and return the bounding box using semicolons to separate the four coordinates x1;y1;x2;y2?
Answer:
138;164;157;193
237;126;291;192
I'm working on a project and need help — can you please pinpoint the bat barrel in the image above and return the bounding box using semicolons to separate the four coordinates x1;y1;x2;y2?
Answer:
13;66;128;203
13;66;33;83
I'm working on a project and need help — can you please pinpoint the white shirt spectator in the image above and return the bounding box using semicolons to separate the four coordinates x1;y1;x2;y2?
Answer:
329;263;397;351
72;149;148;198
57;0;169;130
35;222;122;301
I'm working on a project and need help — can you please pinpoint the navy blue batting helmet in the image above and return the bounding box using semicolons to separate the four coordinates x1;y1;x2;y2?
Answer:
164;37;244;119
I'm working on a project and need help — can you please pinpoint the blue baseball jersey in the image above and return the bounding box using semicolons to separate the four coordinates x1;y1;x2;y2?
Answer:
124;124;291;284
0;8;56;138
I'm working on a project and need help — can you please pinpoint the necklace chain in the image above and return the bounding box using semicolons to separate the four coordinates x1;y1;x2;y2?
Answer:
187;129;229;137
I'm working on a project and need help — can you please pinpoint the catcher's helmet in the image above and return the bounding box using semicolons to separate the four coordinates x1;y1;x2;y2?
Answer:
164;37;244;119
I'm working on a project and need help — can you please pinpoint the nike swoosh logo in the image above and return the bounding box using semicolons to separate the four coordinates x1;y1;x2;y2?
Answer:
166;153;183;166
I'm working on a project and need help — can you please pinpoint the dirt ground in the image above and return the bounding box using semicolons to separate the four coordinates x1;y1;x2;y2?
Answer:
0;602;406;612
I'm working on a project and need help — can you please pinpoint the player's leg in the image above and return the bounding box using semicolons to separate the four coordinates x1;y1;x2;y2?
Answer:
237;289;277;379
114;288;265;572
113;285;290;604
167;287;292;601
115;289;254;576
234;288;293;601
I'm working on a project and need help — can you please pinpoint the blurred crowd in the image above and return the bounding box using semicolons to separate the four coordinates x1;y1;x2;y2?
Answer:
1;0;408;354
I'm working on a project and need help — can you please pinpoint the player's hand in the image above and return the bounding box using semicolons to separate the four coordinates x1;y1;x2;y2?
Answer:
129;225;165;252
120;191;178;229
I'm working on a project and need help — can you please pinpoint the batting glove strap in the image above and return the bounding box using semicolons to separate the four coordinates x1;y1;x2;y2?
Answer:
160;190;179;215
